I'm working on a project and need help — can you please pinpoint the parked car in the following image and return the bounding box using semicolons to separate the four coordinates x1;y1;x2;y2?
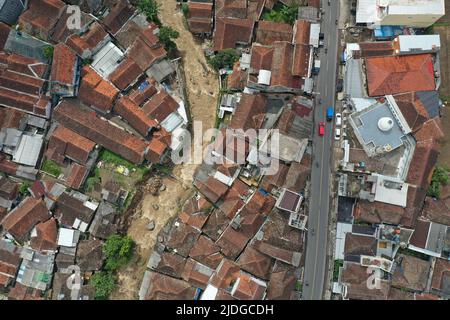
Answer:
335;128;341;140
319;122;325;136
335;113;342;126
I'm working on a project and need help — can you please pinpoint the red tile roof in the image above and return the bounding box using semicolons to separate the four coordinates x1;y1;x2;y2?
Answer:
230;93;267;131
237;245;273;280
145;138;168;163
128;36;167;71
213;17;255;51
216;225;250;260
129;79;158;106
142;90;179;122
30;218;58;252
0;53;48;78
232;274;266;300
144;271;196;300
210;258;241;289
195;176;229;204
108;58;143;91
365;54;436;96
115;96;157;137
431;258;450;294
66;22;109;58
102;0;136;35
189;235;224;270
65;163;89;190
49;125;96;164
394;92;430;132
78;66;119;113
53;99;148;164
256;21;293;46
216;0;248;19
181;258;213;289
50;43;78;87
293;20;311;45
188;2;213;34
0;197;49;241
18;0;66;40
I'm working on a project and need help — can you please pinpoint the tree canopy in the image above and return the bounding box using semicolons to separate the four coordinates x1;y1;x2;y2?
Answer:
208;49;240;71
159;26;180;54
91;272;116;300
137;0;161;25
103;235;135;271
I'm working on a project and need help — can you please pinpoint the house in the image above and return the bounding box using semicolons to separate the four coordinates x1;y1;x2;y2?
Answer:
0;239;22;290
50;43;81;97
53;99;149;164
66;22;111;59
88;201;117;240
364;54;436;96
229;93;267;132
179;193;213;231
391;254;431;292
0;197;49;242
431;258;450;297
54;192;97;232
356;0;445;28
237;245;274;280
181;258;215;290
50;7;95;44
230;273;267;300
78;66;119;114
255;21;293;46
16;247;55;291
163;220;201;258
18;0;66;41
409;219;449;258
187;1;214;36
141;271;196;300
248;42;304;93
0;0;25;25
188;235;224;270
101;180;128;206
76;239;105;272
30;218;58;253
339;262;390;300
102;0;136;36
0;53;51;118
0;176;19;210
142;90;179;124
47;125;96;166
148;250;187;279
108;58;143;91
213;17;255;51
8;282;43;300
266;261;297;300
114;96;158;137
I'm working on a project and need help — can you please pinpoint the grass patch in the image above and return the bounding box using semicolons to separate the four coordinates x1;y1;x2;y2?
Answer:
41;159;62;177
333;260;344;282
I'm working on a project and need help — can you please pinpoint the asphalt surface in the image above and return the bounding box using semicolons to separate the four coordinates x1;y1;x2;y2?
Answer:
302;0;340;300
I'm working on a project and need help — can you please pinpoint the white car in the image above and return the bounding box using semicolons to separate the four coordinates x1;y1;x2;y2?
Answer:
335;128;341;141
335;113;342;126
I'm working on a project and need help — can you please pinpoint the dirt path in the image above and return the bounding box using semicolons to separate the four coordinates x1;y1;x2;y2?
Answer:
111;1;219;299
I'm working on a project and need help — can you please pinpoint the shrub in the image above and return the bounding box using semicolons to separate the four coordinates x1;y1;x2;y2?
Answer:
137;0;161;25
103;235;135;271
91;272;116;300
208;49;239;71
159;26;180;54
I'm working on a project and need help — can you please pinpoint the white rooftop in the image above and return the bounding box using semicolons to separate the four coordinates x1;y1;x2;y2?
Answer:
373;174;408;207
397;34;441;52
92;41;124;78
58;228;76;247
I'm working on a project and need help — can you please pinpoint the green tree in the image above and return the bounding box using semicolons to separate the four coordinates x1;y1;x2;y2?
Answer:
159;26;180;54
91;272;116;300
19;182;30;196
208;49;239;71
428;166;450;198
103;235;135;271
137;0;161;25
43;45;54;60
263;3;299;25
182;3;189;17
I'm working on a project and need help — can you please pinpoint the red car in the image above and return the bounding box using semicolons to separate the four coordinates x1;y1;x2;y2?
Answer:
318;122;325;136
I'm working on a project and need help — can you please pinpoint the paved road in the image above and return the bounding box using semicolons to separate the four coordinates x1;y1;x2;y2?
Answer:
302;0;340;300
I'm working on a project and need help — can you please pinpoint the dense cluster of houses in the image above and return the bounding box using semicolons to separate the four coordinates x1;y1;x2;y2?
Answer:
138;0;322;300
332;0;450;300
0;0;188;299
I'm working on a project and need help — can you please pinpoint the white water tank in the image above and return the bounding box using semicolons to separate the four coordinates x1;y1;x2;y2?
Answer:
258;70;271;86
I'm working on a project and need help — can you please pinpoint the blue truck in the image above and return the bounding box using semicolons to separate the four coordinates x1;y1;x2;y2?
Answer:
326;107;334;121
